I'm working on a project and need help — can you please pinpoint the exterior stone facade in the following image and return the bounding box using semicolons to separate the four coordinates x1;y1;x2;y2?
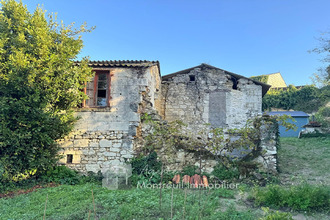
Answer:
58;61;162;173
161;64;268;129
59;61;273;174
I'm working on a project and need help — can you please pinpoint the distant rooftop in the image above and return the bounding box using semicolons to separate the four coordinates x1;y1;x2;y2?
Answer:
251;72;287;89
266;111;309;117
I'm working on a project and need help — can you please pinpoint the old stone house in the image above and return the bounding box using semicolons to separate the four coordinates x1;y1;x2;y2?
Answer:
59;61;271;173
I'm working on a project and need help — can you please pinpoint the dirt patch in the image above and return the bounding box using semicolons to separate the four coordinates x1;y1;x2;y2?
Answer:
0;182;59;199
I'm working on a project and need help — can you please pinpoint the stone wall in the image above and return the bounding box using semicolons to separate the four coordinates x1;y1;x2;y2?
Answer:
139;115;279;174
58;64;161;173
162;66;262;129
59;62;274;175
253;117;279;173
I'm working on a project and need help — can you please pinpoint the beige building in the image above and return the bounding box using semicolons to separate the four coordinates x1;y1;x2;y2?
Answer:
251;72;287;89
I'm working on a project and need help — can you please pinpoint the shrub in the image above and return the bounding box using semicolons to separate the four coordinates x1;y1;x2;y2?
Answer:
211;163;240;181
130;151;161;175
259;207;293;220
252;184;330;212
129;152;175;186
315;106;330;128
40;165;80;185
180;165;198;176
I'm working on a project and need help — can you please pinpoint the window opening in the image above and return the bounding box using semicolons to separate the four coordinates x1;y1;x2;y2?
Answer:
67;154;73;163
189;75;195;81
97;73;107;106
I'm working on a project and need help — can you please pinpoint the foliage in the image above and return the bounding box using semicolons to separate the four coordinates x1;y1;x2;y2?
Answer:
250;75;269;84
211;163;240;181
315;106;330;128
180;165;199;176
259;207;293;220
0;166;103;194
0;0;93;180
130;151;161;175
309;32;330;87
262;85;327;113
142;116;265;171
129;151;176;186
40;165;80;185
0;183;255;219
252;184;330;212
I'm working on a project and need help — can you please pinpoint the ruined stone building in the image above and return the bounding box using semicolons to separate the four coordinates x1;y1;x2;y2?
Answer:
59;61;271;173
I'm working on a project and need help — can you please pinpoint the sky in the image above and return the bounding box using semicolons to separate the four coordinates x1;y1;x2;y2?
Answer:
22;0;330;86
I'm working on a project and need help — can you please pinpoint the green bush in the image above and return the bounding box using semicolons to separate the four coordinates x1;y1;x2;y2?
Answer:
79;171;103;185
260;207;293;220
0;166;103;194
40;165;80;185
315;106;330;128
252;184;330;212
130;151;162;175
129;152;175;186
211;163;240;181
180;165;198;176
40;166;103;185
262;85;328;113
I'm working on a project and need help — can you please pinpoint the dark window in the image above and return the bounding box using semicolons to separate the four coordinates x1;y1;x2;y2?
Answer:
97;73;108;106
83;71;111;107
189;75;195;81
67;154;73;163
231;77;238;90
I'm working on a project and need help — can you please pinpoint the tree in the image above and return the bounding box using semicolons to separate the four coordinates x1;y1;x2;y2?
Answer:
310;32;330;87
0;0;93;180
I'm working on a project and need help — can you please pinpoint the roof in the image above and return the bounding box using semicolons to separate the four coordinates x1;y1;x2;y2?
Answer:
251;72;287;89
75;60;160;68
266;111;309;117
162;63;271;96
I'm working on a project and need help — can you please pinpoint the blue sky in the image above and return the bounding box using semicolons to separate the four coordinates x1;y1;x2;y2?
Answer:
23;0;330;86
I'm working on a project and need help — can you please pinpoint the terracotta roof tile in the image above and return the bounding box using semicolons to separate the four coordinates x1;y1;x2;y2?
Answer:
75;60;159;68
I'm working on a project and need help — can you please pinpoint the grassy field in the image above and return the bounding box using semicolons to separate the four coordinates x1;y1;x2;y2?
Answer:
0;184;257;220
0;137;329;219
278;137;330;185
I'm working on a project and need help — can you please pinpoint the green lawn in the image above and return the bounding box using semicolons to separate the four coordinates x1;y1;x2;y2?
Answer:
278;137;330;185
0;184;255;220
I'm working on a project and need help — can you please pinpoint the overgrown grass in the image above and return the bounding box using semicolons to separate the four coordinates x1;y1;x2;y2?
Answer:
0;183;256;220
251;183;330;212
278;137;330;184
0;166;103;194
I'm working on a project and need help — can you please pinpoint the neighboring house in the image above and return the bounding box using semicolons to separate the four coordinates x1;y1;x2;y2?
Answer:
251;72;287;89
267;111;309;137
59;61;271;173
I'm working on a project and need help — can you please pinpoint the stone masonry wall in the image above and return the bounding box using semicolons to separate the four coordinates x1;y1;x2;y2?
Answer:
162;67;262;129
59;65;161;173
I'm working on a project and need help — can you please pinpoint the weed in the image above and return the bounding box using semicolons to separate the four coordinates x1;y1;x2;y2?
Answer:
252;184;330;212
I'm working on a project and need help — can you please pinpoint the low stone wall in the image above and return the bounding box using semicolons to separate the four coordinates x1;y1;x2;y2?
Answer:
58;130;133;173
253;117;279;173
137;115;279;175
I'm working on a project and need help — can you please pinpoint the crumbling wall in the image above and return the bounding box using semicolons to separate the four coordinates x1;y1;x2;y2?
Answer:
59;66;161;173
162;67;262;129
254;117;279;173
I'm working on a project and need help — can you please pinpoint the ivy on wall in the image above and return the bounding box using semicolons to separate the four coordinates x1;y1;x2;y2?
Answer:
250;75;269;84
